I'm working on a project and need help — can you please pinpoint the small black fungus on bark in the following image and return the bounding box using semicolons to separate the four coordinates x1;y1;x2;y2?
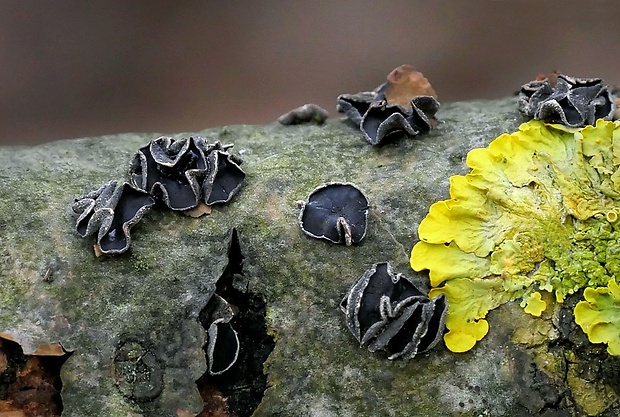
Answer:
71;181;155;255
277;103;329;125
298;182;369;246
340;262;448;360
518;73;617;127
337;65;440;145
203;149;246;205
129;136;245;211
72;136;246;255
203;294;240;376
197;228;275;417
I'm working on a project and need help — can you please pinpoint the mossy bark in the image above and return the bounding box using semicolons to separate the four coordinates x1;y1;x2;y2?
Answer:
1;97;618;416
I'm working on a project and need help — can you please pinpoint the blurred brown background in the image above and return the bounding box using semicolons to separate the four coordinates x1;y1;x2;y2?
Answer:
1;1;619;145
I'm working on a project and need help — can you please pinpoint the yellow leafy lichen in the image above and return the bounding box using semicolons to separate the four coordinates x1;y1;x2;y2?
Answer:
411;119;620;353
522;291;546;317
574;280;620;355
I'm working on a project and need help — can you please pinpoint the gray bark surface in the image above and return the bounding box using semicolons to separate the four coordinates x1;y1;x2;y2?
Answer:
1;97;616;416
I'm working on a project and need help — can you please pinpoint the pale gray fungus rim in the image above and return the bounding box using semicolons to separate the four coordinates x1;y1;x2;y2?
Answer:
277;103;329;125
203;293;241;376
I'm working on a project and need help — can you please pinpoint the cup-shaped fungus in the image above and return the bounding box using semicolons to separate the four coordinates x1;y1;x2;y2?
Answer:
340;263;447;360
203;294;240;375
130;136;245;211
203;149;247;205
72;136;245;255
337;65;439;145
72;181;155;255
518;73;616;127
298;183;369;246
130;136;207;210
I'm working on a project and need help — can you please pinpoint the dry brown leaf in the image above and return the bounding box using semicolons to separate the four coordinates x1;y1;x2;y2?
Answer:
93;244;104;257
31;344;64;357
5;356;62;417
0;335;65;357
0;333;17;343
534;70;560;87
384;64;437;107
184;203;213;218
195;381;229;417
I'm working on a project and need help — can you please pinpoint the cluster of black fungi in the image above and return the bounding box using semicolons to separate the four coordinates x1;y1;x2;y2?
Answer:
337;78;439;145
72;136;245;255
341;262;448;360
518;73;616;128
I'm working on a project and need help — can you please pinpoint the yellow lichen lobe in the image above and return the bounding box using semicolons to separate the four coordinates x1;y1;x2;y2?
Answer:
429;277;513;353
410;241;490;287
575;280;620;355
522;291;547;317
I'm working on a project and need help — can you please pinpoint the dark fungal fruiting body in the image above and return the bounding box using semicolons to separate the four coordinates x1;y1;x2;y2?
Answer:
129;137;206;210
340;262;448;360
298;182;369;246
72;135;245;255
71;181;155;255
518;73;617;127
203;294;240;376
337;64;439;145
203;150;246;205
197;228;275;417
130;136;245;211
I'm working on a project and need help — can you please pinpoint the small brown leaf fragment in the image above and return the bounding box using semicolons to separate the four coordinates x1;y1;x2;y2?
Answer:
534;70;560;87
93;244;104;257
384;65;437;107
184;202;213;218
0;333;18;344
32;344;65;357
